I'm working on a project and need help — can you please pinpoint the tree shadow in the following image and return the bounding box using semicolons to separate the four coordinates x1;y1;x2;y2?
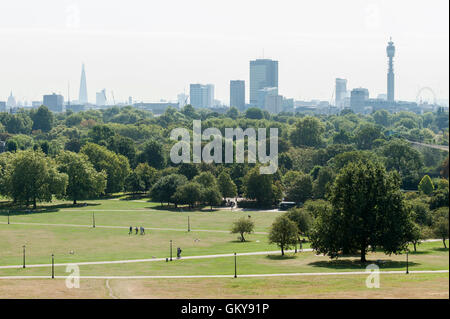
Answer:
118;193;149;201
431;247;449;252
0;202;100;216
409;250;431;255
308;259;420;270
151;205;222;213
266;254;297;260
230;240;254;243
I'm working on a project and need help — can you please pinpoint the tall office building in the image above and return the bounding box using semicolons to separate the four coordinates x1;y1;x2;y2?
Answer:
265;94;283;114
257;87;278;110
43;93;64;112
78;63;88;104
96;89;107;106
335;78;347;107
206;84;214;108
0;101;6;112
350;88;369;113
386;38;395;102
189;84;214;108
230;80;245;110
249;59;278;105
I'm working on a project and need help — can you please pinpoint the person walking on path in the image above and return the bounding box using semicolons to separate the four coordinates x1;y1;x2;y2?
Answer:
128;226;133;235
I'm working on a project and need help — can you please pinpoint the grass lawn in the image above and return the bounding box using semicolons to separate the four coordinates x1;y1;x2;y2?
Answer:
0;198;283;232
0;198;448;298
0;273;447;299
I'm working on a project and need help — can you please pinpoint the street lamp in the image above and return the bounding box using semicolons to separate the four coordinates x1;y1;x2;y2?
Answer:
234;252;237;278
7;210;10;225
406;250;409;274
51;254;55;279
23;245;26;268
170;240;173;261
92;212;96;228
188;216;190;232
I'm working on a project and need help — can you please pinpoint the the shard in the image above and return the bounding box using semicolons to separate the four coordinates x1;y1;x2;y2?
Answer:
78;63;88;104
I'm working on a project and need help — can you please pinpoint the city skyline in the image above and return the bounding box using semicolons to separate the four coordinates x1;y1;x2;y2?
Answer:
0;0;448;104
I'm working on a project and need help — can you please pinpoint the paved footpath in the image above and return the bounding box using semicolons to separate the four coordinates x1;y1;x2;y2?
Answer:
0;249;304;269
0;269;447;280
0;221;268;234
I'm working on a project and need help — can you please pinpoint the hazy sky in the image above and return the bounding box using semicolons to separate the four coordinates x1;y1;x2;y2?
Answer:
0;0;448;104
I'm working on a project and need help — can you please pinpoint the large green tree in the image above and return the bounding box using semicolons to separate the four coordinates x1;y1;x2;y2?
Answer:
289;116;324;147
231;217;255;242
56;151;106;204
81;143;130;194
353;124;383;150
218;171;237;199
418;175;434;195
382;139;423;189
269;215;299;256
5;150;68;208
432;208;449;248
283;171;313;203
150;174;187;205
243;166;282;207
139;139;166;169
310;160;413;262
32;106;54;132
171;181;203;208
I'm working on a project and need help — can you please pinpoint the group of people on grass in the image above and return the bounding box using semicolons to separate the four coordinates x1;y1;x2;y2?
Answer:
129;226;145;235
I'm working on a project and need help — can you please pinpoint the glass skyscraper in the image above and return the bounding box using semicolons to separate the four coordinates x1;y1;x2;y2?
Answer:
230;80;245;110
249;59;278;106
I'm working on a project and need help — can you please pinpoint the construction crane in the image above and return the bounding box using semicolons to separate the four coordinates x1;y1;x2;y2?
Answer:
111;91;116;106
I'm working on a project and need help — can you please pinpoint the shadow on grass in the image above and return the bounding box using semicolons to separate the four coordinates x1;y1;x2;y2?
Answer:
266;254;297;260
118;193;150;201
151;205;223;213
0;202;101;216
431;247;449;253
409;250;431;255
308;259;420;270
230;240;255;243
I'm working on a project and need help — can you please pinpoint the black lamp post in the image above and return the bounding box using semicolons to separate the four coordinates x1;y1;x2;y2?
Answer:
23;245;26;268
234;252;237;278
406;250;409;274
170;240;173;261
51;254;54;279
7;210;10;225
92;212;96;228
188;216;190;232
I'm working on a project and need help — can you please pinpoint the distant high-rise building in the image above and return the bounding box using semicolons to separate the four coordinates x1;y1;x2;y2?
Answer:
0;101;6;112
265;94;283;114
32;101;42;108
335;78;347;107
250;59;278;105
189;84;214;108
206;84;214;108
6;91;16;108
78;63;88;104
386;38;395;102
43;93;64;112
350;88;369;113
96;89;107;106
257;87;278;109
230;80;245;110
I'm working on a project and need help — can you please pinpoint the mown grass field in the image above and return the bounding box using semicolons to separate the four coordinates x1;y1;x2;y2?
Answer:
0;198;448;298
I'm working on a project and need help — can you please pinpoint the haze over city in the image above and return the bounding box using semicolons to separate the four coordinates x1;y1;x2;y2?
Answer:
0;0;448;104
